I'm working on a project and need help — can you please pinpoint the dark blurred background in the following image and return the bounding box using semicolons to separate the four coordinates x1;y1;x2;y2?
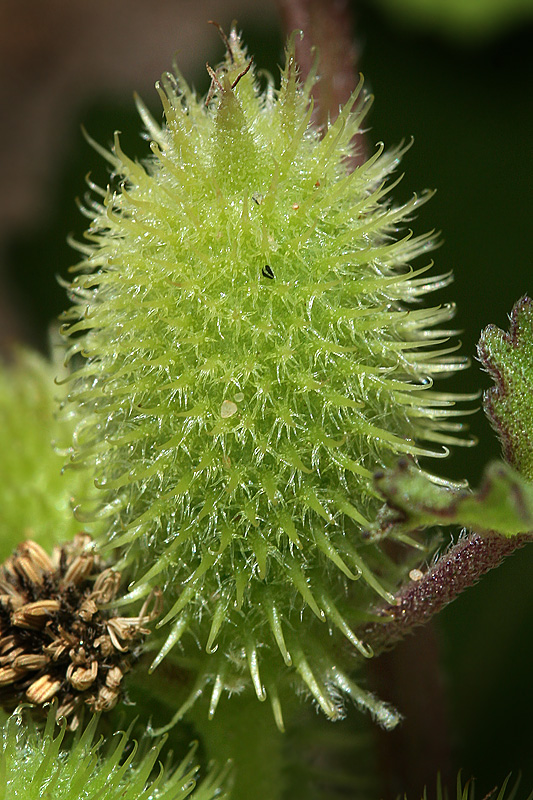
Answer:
1;0;532;796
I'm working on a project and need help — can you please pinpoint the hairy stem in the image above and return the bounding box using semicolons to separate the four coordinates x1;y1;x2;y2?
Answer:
361;530;533;652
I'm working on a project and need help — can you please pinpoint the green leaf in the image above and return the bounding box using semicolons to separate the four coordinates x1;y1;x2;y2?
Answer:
374;459;533;537
478;295;533;482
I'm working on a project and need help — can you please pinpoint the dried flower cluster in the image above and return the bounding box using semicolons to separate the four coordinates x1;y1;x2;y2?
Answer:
0;535;160;728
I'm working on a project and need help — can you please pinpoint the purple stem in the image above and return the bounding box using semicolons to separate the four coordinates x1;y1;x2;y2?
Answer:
361;531;533;652
275;0;368;164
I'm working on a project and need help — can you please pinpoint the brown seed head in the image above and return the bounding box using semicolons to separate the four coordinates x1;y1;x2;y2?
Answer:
0;534;161;729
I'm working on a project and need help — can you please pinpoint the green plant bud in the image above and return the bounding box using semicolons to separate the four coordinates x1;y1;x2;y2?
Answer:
61;29;471;726
0;349;96;560
0;704;228;799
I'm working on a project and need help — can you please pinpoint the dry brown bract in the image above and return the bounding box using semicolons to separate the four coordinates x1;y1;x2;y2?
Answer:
0;534;161;728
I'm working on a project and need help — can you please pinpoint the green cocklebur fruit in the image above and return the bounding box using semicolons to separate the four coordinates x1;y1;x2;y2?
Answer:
0;348;96;560
61;29;471;727
0;704;228;799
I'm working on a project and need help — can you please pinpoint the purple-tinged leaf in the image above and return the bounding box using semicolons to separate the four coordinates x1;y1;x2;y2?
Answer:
478;295;533;481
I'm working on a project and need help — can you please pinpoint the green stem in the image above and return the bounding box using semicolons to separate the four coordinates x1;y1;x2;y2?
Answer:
126;663;286;798
189;692;286;800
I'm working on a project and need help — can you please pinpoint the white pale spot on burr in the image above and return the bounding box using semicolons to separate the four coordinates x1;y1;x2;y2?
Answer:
220;400;238;418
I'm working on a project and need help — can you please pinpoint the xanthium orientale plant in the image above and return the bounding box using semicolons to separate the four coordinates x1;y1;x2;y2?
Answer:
3;22;532;800
57;26;474;733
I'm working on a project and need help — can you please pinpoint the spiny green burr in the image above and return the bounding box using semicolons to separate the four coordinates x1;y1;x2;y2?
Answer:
61;28;471;728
